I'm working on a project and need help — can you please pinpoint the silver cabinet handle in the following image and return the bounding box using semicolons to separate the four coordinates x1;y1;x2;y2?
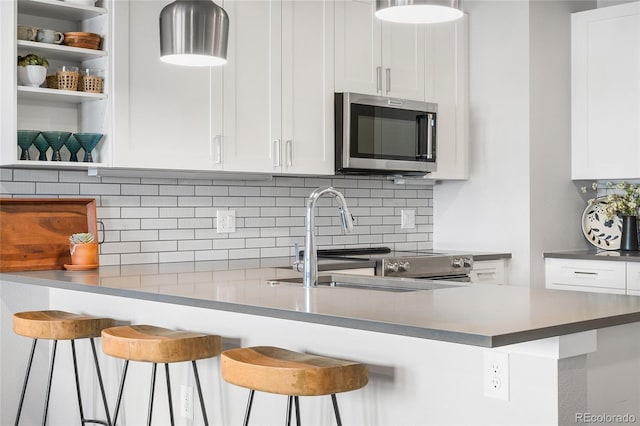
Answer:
213;135;223;164
386;68;391;94
273;139;281;167
376;66;382;93
574;271;598;276
286;140;292;168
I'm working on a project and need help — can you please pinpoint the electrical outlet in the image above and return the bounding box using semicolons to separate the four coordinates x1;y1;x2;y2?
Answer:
216;210;236;233
180;385;194;420
483;351;509;401
400;209;416;229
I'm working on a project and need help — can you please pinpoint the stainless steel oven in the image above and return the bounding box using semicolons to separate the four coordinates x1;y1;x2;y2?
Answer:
314;247;473;283
335;92;437;176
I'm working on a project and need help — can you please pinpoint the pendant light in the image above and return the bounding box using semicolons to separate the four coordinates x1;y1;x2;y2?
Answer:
375;0;463;24
159;0;229;67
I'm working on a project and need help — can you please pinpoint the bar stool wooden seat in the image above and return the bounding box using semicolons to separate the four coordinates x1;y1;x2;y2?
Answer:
101;325;222;425
221;346;368;426
13;310;115;426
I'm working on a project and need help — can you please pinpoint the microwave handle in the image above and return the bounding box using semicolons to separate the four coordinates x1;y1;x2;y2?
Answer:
426;113;435;160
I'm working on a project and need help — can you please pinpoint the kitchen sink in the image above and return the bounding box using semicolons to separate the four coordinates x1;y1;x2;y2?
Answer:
267;274;463;293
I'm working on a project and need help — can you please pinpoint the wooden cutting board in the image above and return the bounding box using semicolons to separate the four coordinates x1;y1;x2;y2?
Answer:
0;198;97;272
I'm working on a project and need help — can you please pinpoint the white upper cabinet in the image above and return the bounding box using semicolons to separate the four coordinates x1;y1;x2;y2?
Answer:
571;2;640;180
222;0;280;174
280;0;335;175
426;16;469;180
223;0;334;175
335;0;425;101
112;0;223;171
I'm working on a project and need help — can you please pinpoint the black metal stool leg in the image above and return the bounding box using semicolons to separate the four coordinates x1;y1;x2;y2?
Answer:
15;338;37;426
286;396;293;426
42;340;58;426
112;360;129;425
164;363;175;426
294;396;301;426
90;338;112;426
71;340;87;424
243;389;255;426
192;360;209;426
330;394;342;426
147;363;158;426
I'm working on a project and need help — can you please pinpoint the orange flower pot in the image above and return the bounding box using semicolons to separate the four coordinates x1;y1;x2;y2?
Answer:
70;243;99;266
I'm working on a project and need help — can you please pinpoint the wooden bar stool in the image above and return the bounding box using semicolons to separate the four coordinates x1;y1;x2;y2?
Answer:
101;325;222;426
13;310;115;426
221;346;368;426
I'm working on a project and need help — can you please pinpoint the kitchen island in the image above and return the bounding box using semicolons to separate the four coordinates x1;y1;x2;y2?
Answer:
2;261;640;425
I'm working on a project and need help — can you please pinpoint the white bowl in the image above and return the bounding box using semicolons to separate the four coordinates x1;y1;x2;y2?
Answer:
17;65;47;87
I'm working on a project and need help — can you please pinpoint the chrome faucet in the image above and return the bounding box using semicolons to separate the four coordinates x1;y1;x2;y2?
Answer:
302;186;354;287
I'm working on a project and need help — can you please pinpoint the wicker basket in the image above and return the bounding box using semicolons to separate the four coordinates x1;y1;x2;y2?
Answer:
46;75;58;89
80;75;103;93
57;71;79;91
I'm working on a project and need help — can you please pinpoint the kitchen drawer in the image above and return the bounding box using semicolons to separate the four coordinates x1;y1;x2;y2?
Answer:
470;259;507;285
627;263;640;292
545;258;626;294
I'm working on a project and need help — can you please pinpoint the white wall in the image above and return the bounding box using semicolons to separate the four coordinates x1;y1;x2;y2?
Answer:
434;0;596;287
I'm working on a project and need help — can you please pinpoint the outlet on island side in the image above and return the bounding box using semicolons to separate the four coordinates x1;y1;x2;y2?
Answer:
483;351;509;401
180;385;194;420
217;210;236;233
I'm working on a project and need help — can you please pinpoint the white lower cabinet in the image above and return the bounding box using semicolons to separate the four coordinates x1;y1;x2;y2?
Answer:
627;262;640;296
545;258;627;295
470;259;508;285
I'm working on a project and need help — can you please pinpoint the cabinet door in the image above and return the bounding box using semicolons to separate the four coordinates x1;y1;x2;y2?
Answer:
112;0;222;171
0;0;16;165
222;0;280;173
426;16;469;180
381;21;425;101
470;259;506;285
627;262;640;295
545;258;626;294
571;2;640;179
334;0;381;96
281;0;334;175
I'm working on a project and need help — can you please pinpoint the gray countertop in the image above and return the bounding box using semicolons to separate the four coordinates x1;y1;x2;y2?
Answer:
3;257;640;349
544;249;640;262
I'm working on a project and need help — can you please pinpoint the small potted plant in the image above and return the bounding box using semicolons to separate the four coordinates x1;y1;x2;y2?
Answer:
69;232;99;266
17;54;49;87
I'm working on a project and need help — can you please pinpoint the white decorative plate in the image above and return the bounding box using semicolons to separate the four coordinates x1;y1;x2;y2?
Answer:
581;198;622;250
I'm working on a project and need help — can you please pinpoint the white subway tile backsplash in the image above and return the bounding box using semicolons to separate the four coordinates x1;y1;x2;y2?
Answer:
13;169;58;182
80;183;119;195
1;181;35;194
36;182;79;195
160;185;195;196
141;241;178;252
121;230;159;241
161;229;195;240
141;196;178;207
158;208;194;218
0;170;433;264
178;218;213;229
122;207;159;218
142;218;178;230
122;184;159;196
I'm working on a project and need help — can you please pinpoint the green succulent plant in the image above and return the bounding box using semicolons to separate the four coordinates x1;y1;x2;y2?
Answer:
17;54;49;68
69;232;95;244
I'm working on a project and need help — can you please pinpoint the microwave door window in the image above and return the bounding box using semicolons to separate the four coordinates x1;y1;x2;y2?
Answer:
380;111;417;160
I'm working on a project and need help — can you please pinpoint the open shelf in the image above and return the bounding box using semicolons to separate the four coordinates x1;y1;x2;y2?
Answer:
17;40;107;62
17;85;106;103
18;0;107;21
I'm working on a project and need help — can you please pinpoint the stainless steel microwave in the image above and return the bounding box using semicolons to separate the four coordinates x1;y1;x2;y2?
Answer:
335;92;437;176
